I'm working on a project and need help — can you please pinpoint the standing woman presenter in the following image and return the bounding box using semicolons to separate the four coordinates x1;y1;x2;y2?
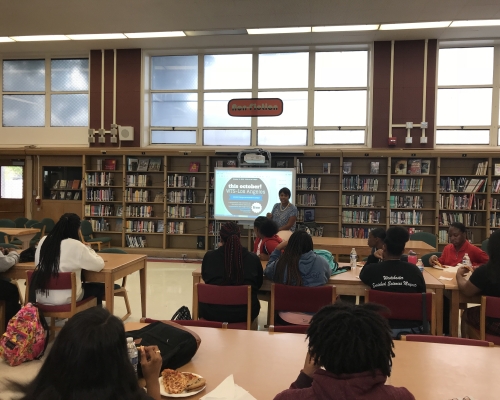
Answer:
267;187;298;232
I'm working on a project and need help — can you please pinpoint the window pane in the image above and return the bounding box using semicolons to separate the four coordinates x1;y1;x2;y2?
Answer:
204;130;251;146
3;95;45;126
257;91;307;127
151;93;197;127
436;130;489;145
314;91;367;126
437;88;492;126
204;54;252;90
51;59;89;91
315;51;368;87
258;130;307;146
51;94;88;126
258;53;308;88
151;56;198;90
1;166;23;199
315;130;365;144
438;48;493;86
3;60;45;92
204;92;251;127
151;130;196;144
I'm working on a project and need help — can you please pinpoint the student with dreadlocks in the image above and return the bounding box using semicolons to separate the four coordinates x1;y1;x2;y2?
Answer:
273;303;415;400
33;213;105;306
201;221;263;323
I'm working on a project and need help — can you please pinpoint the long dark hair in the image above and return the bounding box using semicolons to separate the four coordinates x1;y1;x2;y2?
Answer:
10;307;150;400
273;230;313;286
486;230;500;284
33;213;81;293
220;222;244;285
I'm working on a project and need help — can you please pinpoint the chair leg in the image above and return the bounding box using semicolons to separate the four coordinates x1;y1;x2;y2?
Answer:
121;291;132;321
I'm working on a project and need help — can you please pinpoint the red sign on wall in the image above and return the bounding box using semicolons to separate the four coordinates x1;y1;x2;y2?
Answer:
228;98;283;117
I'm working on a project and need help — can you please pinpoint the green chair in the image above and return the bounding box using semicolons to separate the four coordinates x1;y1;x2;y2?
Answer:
25;219;38;228
98;248;130;320
0;231;19;248
0;219;15;228
79;220;111;251
410;232;438;249
421;252;442;267
14;217;28;228
482;238;489;252
0;242;18;249
39;218;55;235
29;223;45;247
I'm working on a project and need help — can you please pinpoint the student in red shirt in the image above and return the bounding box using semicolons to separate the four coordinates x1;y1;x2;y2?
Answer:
430;222;488;269
255;219;283;261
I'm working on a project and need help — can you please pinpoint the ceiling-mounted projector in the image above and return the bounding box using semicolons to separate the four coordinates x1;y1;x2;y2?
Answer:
243;154;266;163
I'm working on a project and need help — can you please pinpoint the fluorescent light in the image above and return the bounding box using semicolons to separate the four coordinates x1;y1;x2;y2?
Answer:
451;19;500;27
247;27;311;35
313;24;379;32
124;31;185;38
0;37;14;42
66;33;126;40
10;35;69;42
380;21;451;30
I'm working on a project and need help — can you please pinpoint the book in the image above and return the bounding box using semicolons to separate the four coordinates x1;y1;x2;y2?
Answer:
137;159;149;172
157;220;164;233
96;159;103;171
370;162;379;174
73;192;80;200
148;157;162;172
304;209;315;222
343;162;352;174
53;180;59;189
408;159;422;175
60;179;67;188
115;219;123;233
128;158;138;172
276;161;288;168
495;164;500;176
189;162;200;172
116;205;123;217
103;159;117;170
323;163;331;174
421;159;431;175
225;159;237;167
394;160;407;175
66;191;72;199
50;191;57;199
72;180;80;189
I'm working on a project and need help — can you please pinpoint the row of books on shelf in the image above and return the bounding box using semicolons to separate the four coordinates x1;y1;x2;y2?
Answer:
296;209;315;223
86;172;115;187
342;194;376;208
490;213;500;228
491;179;500;193
125;189;150;203
87;218;109;232
296;177;322;191
126;235;147;248
167;221;185;234
390;178;424;192
85;205;114;217
167;190;197;203
96;159;118;171
51;191;80;200
439;194;486;211
342;210;381;224
125;205;155;218
342;177;379;191
439;212;479;227
389;211;423;225
438;230;474;244
126;174;152;187
343;161;380;175
389;195;423;209
86;189;114;202
440;177;486;193
475;161;488;175
127;157;162;172
53;179;81;189
296;194;317;206
167;205;191;218
125;220;158;233
491;198;500;210
341;227;369;239
393;159;431;175
167;175;197;188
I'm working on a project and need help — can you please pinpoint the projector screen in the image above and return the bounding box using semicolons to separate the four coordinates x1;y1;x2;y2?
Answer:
214;168;296;222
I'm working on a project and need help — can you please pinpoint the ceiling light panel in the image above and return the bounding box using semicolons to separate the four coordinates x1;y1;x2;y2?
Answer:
66;33;126;40
450;20;500;27
247;27;311;35
380;21;451;30
10;35;69;42
0;37;14;42
312;24;379;32
124;31;185;38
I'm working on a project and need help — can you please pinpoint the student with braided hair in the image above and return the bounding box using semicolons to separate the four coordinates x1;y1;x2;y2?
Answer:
33;213;105;306
273;302;415;400
201;222;263;323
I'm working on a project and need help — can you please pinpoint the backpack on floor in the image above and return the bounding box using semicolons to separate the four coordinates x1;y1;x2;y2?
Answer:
0;302;50;366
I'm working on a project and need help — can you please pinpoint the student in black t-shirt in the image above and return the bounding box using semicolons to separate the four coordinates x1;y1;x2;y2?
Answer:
365;228;386;264
459;229;500;339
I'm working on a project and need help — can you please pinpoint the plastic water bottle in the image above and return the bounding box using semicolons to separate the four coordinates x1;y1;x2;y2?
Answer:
350;248;357;269
127;337;138;375
416;258;424;273
462;253;472;268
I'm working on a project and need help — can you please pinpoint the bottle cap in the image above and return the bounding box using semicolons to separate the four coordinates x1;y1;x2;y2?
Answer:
127;337;133;343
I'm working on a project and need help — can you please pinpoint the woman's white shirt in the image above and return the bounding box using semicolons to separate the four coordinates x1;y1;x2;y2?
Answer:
34;237;105;305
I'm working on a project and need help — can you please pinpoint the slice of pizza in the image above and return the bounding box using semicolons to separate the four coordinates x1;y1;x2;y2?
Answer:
162;369;188;394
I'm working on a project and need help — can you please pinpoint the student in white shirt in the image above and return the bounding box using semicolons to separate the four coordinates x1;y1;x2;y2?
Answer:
33;213;105;306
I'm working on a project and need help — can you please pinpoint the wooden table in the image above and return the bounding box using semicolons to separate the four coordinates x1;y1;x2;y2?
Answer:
1;253;148;317
192;264;445;335
125;324;500;400
311;237;436;259
425;266;481;337
0;227;40;249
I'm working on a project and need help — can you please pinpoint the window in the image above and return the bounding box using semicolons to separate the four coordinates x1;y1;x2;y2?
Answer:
2;58;89;127
1;166;23;199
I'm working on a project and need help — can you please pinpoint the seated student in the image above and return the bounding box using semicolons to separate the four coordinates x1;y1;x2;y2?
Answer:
10;307;162;400
0;247;21;329
254;219;282;261
459;229;500;339
430;222;488;269
201;222;263;323
252;216;268;255
273;302;415;400
365;227;386;264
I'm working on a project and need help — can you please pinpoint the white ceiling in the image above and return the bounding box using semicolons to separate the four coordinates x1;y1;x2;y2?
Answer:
1;0;500;56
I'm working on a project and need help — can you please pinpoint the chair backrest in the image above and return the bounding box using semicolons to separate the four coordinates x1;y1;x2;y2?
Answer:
410;232;437;248
402;334;493;347
80;220;93;239
14;217;28;228
30;223;45;242
0;219;16;228
421;252;442;267
365;290;436;334
26;271;74;290
98;248;127;254
25;219;39;228
480;296;500;344
482;238;489;252
0;231;10;243
271;284;336;314
141;317;226;329
39;218;55;234
0;243;19;249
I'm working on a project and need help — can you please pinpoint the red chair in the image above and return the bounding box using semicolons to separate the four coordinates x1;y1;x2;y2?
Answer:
479;296;500;345
193;283;252;330
270;284;337;334
26;271;97;337
402;334;493;347
140;317;227;329
365;290;436;335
